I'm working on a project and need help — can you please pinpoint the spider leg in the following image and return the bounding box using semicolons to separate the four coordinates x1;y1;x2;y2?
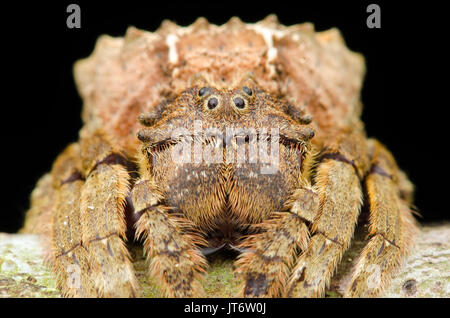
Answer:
132;178;208;297
72;129;140;297
286;130;368;297
235;211;310;297
46;130;139;297
50;144;98;297
345;139;418;297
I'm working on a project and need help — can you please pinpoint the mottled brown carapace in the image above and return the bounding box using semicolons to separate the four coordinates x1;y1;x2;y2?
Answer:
22;15;418;298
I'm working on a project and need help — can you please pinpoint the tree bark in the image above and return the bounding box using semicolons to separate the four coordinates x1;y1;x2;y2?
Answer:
1;223;448;298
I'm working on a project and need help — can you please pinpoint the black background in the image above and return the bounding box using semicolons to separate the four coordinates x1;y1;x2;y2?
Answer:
0;1;445;233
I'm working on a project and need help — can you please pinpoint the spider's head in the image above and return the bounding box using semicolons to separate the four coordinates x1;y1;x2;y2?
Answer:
137;82;315;163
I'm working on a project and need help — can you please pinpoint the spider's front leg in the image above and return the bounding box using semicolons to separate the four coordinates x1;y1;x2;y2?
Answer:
235;209;311;298
131;170;208;297
286;128;368;297
52;130;139;297
51;144;96;297
345;139;418;297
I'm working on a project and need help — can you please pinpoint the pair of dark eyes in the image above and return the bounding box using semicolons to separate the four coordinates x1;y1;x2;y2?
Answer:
199;86;252;110
206;96;244;110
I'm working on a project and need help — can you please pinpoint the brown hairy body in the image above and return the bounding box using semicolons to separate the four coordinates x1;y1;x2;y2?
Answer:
22;16;418;297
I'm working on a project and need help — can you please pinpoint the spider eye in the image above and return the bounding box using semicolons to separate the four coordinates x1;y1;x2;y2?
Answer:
207;97;219;109
242;86;252;96
198;87;211;97
233;97;246;109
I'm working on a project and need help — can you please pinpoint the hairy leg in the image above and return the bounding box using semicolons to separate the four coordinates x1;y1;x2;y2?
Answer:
287;129;368;297
49;144;97;297
345;139;418;297
77;129;139;297
44;130;140;297
235;211;310;297
132;178;208;297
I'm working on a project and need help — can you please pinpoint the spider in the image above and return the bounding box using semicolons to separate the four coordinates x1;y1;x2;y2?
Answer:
21;16;418;298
